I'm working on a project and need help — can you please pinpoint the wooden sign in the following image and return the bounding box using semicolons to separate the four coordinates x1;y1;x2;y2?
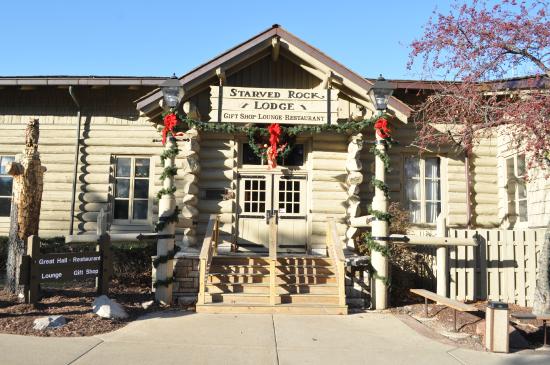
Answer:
19;235;113;304
210;86;338;124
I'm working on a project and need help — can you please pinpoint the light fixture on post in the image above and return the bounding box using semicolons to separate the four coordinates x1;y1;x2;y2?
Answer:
368;74;394;111
160;73;184;110
369;74;395;311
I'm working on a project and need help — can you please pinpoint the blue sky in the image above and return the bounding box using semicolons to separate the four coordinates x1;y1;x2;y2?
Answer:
0;0;455;79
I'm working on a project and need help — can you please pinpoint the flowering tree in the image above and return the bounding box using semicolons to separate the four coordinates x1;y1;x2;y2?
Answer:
407;0;549;170
409;0;550;315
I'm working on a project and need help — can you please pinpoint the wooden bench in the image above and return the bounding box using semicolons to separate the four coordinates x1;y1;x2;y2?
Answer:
510;312;550;349
410;289;478;332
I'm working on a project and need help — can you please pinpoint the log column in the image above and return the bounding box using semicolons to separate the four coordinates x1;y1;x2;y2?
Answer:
345;133;364;251
156;137;177;304
371;128;388;310
179;128;200;249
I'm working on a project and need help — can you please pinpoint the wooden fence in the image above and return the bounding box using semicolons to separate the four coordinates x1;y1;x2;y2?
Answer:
446;228;546;307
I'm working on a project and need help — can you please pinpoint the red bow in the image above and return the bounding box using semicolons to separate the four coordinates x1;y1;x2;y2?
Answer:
374;118;391;139
267;123;282;169
267;123;281;158
162;113;179;145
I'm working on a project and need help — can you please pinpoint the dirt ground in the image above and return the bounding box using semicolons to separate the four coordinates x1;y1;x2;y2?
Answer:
391;299;548;351
0;277;173;337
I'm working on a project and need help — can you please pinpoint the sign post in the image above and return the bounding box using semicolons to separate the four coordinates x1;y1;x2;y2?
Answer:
19;234;113;305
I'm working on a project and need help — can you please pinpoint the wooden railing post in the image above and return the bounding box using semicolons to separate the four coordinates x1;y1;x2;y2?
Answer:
269;213;278;306
326;218;346;308
436;214;448;298
197;214;219;306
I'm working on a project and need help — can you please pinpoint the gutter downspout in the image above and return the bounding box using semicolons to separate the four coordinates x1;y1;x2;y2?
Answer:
68;86;81;235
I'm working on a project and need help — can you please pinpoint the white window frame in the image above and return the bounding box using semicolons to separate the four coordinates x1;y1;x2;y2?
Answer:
111;156;153;225
0;155;15;221
504;153;528;227
402;155;442;225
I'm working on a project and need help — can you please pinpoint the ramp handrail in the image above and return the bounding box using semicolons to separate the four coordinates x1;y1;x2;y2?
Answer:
326;218;346;306
197;214;220;305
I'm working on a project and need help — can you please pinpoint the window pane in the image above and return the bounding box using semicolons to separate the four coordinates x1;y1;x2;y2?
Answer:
242;144;262;165
405;179;420;201
404;157;420;178
134;179;149;199
517;154;526;176
425;158;440;179
506;157;514;179
0;197;11;217
425;179;440;201
133;200;148;220
116;158;131;177
114;200;129;219
0;176;13;196
426;202;441;223
518;200;528;222
0;156;14;175
115;179;130;198
518;181;527;200
135;159;150;177
408;202;421;223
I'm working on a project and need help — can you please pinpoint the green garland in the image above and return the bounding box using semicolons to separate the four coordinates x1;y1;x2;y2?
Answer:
155;206;181;232
160;166;178;181
370;145;392;172
153;110;183;291
152;246;181;268
368;206;393;222
177;115;386;163
153;277;174;288
156;186;177;200
160;146;180;164
371;177;390;198
361;232;391;286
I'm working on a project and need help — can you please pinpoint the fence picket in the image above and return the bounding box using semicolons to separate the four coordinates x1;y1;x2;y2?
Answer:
489;230;500;302
449;229;458;300
525;230;538;307
513;230;526;306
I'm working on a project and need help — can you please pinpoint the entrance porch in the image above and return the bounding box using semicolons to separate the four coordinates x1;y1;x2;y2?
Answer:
194;215;347;314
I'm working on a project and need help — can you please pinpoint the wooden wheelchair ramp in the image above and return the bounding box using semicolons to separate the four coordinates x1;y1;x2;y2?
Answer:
195;215;347;315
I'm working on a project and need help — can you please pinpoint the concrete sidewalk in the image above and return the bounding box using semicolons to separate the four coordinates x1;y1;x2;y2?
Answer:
0;311;548;365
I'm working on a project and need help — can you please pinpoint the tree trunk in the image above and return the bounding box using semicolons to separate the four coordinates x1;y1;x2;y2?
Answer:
5;119;44;295
533;222;550;315
6;201;24;293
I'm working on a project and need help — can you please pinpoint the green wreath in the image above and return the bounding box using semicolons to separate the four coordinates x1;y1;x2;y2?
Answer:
246;127;295;163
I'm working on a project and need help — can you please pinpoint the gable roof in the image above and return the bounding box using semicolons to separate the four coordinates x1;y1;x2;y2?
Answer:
135;25;412;122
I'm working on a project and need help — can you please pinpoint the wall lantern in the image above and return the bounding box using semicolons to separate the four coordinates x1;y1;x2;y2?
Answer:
368;74;394;111
160;73;184;109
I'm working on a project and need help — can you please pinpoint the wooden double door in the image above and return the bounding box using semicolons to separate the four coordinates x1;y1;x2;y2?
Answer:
237;173;308;252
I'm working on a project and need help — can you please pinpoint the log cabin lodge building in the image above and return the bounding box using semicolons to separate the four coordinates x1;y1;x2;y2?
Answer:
0;25;548;312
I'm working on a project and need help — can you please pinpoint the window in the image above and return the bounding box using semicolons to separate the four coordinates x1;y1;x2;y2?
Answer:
506;154;527;224
113;157;151;222
241;143;305;166
0;156;15;217
404;156;441;224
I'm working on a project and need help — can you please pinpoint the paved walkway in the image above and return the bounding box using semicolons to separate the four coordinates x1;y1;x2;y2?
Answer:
0;311;548;365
